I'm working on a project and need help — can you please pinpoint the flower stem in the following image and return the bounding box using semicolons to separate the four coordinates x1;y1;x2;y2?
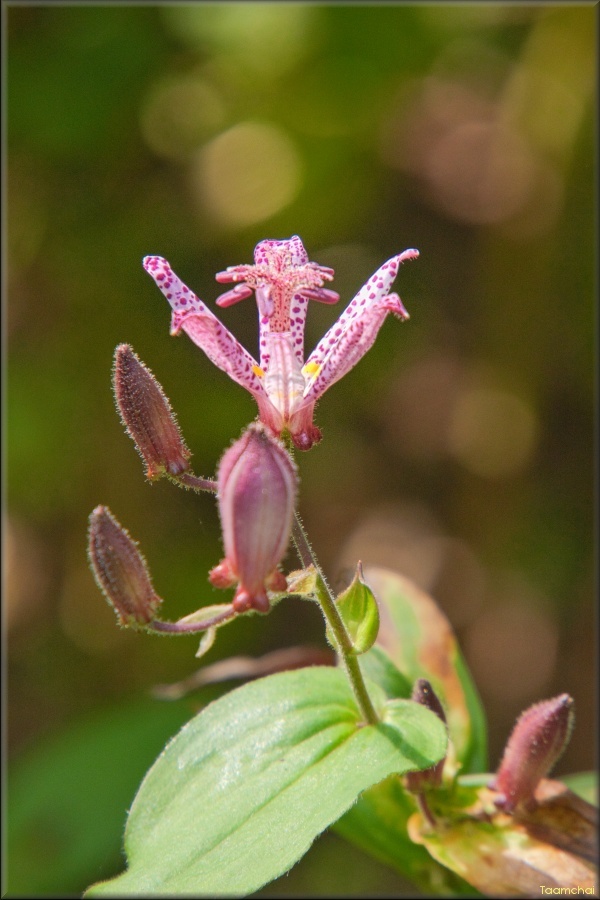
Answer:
150;605;236;634
292;513;379;726
172;472;217;492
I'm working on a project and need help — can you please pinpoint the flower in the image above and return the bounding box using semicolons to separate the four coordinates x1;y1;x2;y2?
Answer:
88;505;163;627
143;236;418;450
209;423;297;613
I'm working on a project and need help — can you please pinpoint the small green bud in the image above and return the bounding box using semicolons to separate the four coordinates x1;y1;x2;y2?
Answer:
334;561;380;654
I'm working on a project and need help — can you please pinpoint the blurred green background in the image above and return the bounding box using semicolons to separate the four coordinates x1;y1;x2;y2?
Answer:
6;3;596;896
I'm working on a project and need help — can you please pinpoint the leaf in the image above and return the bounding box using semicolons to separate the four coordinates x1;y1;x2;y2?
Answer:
285;564;319;597
359;645;412;700
175;602;234;626
333;776;481;897
331;566;489;892
561;771;598;806
363;565;487;774
333;561;380;654
85;667;447;897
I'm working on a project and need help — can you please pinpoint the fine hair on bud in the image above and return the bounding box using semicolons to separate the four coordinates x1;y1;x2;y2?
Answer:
113;343;191;481
88;505;162;627
490;693;575;813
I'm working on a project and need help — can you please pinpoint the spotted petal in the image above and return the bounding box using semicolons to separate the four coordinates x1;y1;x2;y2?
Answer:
302;249;418;404
143;256;266;400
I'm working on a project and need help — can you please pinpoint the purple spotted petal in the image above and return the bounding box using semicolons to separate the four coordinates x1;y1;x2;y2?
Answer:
302;249;418;404
143;256;266;400
260;291;306;371
254;235;309;267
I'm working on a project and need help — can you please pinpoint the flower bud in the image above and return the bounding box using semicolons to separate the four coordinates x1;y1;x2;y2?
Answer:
405;678;448;792
113;343;191;481
332;561;380;654
209;423;297;613
88;505;162;626
490;693;575;813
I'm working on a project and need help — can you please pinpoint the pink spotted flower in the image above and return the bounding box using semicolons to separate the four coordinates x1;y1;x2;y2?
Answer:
143;236;418;450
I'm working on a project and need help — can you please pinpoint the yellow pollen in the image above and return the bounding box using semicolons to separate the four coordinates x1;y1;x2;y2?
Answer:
252;365;265;378
302;361;321;377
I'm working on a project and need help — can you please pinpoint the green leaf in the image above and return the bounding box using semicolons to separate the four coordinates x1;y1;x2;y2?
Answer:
331;566;489;893
363;565;487;774
175;602;234;626
333;777;481;897
285;564;319;598
334;562;380;654
358;645;412;700
85;667;447;897
561;771;598;806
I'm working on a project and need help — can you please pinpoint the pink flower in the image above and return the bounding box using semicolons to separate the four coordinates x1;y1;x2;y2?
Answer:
143;236;418;450
209;423;297;614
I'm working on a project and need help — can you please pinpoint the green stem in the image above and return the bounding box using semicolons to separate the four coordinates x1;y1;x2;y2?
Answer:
292;514;379;726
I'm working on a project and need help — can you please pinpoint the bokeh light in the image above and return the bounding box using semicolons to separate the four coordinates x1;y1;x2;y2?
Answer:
140;74;226;162
448;382;538;478
160;3;316;78
191;121;303;227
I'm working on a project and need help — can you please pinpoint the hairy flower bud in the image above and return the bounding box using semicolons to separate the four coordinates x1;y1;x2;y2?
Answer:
88;505;162;626
209;423;297;614
405;678;448;792
490;693;575;813
113;343;191;481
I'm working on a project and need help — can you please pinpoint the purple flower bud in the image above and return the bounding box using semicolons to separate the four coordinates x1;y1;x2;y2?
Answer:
405;678;448;792
88;505;162;626
209;424;297;614
113;343;191;481
490;693;575;813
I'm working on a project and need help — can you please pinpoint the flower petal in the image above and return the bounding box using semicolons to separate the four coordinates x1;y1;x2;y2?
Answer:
262;332;306;423
143;256;266;399
301;250;417;404
260;291;307;371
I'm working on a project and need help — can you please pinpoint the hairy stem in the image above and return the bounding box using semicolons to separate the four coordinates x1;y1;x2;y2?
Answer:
150;605;236;634
172;472;217;492
292;513;379;726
